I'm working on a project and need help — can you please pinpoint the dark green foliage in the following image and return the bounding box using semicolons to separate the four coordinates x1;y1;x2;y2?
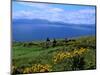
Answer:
46;37;50;48
87;62;96;69
46;37;50;42
71;54;85;70
52;38;57;47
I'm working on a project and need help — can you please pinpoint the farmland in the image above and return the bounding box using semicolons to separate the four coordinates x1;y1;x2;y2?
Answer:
12;36;96;74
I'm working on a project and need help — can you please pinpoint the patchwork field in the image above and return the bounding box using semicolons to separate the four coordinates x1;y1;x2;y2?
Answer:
12;36;96;74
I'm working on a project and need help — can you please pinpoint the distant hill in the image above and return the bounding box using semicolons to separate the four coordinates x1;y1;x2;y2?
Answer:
13;19;95;28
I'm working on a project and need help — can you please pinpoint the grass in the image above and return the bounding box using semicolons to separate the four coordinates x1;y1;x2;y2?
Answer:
12;35;96;74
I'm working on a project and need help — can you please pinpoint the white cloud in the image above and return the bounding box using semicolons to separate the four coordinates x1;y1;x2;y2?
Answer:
13;2;95;24
79;9;95;14
50;8;64;12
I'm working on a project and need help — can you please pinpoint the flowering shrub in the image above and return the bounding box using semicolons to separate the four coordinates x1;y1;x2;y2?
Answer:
53;48;87;64
12;64;52;74
23;64;52;73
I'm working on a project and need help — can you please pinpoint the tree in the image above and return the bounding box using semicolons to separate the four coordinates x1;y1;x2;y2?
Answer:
64;38;68;43
46;37;50;42
46;37;50;48
52;38;57;47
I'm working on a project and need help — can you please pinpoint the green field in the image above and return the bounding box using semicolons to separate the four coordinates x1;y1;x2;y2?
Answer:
12;36;96;74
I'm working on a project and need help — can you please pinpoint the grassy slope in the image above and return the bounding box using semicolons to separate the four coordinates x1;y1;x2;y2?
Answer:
12;36;96;73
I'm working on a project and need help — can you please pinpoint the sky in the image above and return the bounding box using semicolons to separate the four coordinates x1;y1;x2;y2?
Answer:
12;1;96;24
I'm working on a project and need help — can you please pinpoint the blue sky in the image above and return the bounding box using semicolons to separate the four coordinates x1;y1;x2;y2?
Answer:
12;1;96;24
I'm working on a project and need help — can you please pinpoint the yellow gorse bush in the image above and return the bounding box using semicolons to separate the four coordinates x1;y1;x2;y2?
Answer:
53;48;87;64
23;64;52;73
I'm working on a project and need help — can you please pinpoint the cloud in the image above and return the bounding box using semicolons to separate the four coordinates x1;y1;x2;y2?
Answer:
13;2;95;24
18;2;49;8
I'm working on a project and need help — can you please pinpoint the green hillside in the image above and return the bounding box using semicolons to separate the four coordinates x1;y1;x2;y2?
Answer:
12;36;96;74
